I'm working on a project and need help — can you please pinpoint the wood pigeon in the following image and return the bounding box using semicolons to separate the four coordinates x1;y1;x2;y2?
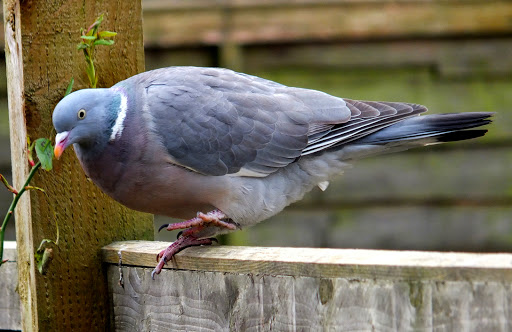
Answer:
52;66;493;278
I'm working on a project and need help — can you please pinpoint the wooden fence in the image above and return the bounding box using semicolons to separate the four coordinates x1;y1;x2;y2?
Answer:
2;0;512;251
0;242;19;331
2;0;512;331
4;240;512;331
103;241;512;331
139;0;512;252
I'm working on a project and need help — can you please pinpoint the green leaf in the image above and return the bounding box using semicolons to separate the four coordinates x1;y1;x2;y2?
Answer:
24;185;45;193
36;247;53;275
88;14;105;36
65;78;74;96
77;43;89;50
98;30;117;38
80;35;96;40
93;39;114;46
34;138;53;171
93;14;104;27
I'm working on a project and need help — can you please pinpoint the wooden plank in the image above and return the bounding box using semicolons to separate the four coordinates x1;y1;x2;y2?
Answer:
141;5;224;47
107;266;512;331
103;241;512;282
141;1;512;47
298;146;512;205
143;38;512;78
228;2;512;43
0;1;511;48
3;2;34;329
223;206;512;252
140;0;512;10
144;48;216;70
145;0;480;11
104;241;512;330
244;38;512;78
3;1;153;331
0;241;21;331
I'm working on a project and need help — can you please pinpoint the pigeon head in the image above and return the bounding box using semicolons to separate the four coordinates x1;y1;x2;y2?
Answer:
52;88;124;159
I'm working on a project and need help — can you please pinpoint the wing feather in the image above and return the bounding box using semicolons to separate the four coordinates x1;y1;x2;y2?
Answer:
137;67;428;177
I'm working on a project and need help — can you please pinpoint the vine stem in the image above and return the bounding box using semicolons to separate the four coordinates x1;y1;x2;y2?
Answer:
0;161;41;265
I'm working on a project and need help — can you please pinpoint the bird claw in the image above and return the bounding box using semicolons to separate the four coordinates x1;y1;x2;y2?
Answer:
152;209;235;279
158;223;169;233
151;234;214;279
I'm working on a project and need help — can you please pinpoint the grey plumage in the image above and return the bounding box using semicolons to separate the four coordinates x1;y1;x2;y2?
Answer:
52;66;493;277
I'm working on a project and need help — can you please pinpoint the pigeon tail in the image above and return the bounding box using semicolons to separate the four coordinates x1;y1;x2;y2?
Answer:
351;112;493;146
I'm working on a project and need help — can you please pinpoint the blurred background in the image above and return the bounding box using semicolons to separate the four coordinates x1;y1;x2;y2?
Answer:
1;0;512;251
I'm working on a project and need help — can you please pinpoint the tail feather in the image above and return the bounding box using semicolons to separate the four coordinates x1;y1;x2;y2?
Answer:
354;112;493;145
437;129;488;143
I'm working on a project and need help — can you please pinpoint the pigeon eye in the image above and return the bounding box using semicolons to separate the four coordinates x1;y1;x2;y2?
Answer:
77;109;87;120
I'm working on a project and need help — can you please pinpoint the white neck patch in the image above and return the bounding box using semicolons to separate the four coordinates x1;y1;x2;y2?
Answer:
109;90;128;141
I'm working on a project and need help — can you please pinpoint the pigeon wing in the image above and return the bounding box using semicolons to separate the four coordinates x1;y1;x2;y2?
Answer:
143;67;352;177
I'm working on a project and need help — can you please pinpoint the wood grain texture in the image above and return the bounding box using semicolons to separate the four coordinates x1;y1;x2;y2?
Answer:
0;241;21;331
3;1;36;328
103;241;512;282
104;245;512;331
3;1;153;331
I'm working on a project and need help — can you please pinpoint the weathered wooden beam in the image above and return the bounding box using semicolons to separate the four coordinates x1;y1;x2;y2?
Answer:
103;241;512;331
104;241;512;282
0;241;21;331
141;0;512;47
226;205;512;251
3;1;153;331
299;147;512;206
218;7;245;71
0;1;510;49
244;38;512;78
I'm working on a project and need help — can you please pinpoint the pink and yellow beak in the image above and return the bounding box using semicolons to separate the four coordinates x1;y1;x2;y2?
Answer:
54;131;70;159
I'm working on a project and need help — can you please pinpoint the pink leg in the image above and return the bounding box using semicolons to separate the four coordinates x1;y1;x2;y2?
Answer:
152;226;213;279
158;209;237;232
152;209;236;279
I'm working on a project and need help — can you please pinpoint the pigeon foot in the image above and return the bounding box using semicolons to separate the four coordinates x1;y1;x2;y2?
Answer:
158;209;237;232
152;226;214;279
152;209;237;279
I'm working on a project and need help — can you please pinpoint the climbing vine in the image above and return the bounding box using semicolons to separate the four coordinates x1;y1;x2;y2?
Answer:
0;14;116;271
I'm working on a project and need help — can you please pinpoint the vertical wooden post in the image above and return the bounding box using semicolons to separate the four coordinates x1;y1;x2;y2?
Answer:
219;4;244;71
3;1;153;331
